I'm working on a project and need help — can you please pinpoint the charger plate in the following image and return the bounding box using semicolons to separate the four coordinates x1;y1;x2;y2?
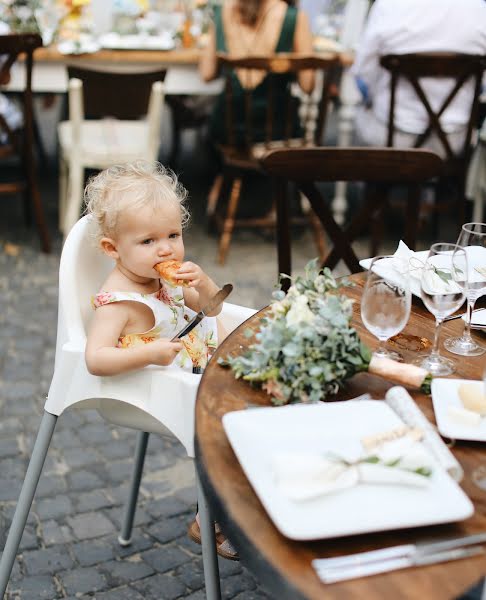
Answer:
223;401;473;540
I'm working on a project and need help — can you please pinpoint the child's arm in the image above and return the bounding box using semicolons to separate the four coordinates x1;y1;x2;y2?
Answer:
176;262;223;316
85;303;183;376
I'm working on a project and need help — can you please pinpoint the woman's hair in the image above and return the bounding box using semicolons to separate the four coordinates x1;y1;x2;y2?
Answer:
84;160;190;244
235;0;263;26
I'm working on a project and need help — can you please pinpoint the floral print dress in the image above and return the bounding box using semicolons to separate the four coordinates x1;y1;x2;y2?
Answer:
92;282;218;372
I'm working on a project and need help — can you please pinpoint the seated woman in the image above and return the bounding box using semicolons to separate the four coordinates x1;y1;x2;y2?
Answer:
199;0;315;147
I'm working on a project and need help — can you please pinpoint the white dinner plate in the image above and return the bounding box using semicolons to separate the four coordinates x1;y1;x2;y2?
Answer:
99;32;175;51
463;308;486;328
432;378;486;441
222;401;473;540
57;40;101;55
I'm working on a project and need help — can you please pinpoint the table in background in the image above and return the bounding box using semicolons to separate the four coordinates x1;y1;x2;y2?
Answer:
196;272;486;600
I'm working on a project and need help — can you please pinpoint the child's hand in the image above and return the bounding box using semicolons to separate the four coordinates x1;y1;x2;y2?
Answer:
176;261;208;289
147;339;183;366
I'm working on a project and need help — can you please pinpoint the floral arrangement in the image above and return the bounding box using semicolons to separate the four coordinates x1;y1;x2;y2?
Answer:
220;259;431;405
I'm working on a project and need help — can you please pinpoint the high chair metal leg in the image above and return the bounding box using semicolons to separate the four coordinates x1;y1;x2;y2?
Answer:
0;411;57;597
196;468;221;600
118;431;149;547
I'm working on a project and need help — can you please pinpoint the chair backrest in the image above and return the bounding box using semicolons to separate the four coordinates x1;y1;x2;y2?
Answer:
56;216;113;357
380;53;486;162
66;66;167;120
260;147;443;284
217;53;340;148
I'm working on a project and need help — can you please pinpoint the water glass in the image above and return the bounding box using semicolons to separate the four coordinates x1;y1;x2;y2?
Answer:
413;243;467;376
444;222;486;357
361;255;411;360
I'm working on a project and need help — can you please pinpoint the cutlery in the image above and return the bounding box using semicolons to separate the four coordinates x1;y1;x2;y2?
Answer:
312;531;486;571
315;545;484;583
444;308;486;322
171;284;233;341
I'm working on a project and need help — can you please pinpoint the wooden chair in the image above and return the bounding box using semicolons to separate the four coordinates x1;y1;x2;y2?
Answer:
210;53;340;264
381;52;486;225
0;33;50;252
57;67;166;237
260;147;443;289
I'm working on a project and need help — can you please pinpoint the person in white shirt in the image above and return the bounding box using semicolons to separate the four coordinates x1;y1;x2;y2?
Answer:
352;0;486;158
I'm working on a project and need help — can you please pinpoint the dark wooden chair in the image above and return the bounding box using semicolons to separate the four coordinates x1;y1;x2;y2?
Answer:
0;33;50;252
260;147;444;290
381;52;486;225
210;53;340;264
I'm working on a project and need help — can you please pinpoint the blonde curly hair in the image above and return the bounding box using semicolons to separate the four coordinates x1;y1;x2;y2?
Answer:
84;161;190;244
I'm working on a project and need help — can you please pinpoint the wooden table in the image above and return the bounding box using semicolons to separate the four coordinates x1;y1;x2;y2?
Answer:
195;273;486;600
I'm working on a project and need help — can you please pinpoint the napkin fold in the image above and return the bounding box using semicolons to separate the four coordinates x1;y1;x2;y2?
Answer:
272;436;434;502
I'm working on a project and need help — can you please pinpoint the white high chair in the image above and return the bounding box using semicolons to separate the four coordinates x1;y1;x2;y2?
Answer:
0;215;256;600
58;68;166;238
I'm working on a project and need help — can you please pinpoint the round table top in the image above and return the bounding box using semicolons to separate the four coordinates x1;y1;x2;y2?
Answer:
195;272;486;600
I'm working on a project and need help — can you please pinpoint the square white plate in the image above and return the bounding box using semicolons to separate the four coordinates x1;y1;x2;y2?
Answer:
222;401;473;540
359;251;428;298
432;378;486;441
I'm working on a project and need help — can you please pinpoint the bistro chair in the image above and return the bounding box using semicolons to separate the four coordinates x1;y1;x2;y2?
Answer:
381;52;486;226
0;33;50;252
260;147;443;289
57;67;166;237
0;215;255;600
210;54;340;264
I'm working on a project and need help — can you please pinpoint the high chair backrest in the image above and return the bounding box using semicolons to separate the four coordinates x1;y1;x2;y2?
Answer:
56;216;112;358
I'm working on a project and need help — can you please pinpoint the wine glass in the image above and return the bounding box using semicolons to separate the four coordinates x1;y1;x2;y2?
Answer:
361;255;411;360
444;222;486;357
413;243;467;376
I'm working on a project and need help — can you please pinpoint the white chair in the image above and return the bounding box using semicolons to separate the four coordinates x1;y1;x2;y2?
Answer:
0;215;256;600
57;68;166;237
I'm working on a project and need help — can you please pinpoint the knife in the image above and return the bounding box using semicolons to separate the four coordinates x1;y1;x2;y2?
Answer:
312;531;486;572
171;284;233;341
316;545;485;583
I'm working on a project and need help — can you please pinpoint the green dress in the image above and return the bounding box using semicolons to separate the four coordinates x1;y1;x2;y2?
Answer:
209;5;301;146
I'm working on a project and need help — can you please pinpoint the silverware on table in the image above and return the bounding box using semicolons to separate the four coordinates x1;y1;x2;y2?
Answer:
444;308;486;322
171;283;233;341
314;545;484;583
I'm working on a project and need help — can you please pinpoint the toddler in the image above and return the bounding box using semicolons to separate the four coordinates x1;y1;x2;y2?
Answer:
84;160;238;560
84;160;221;376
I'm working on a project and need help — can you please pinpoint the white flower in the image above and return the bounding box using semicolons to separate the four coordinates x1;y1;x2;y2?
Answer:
286;294;315;328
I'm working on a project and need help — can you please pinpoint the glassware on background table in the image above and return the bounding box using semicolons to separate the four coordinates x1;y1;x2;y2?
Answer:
34;1;64;46
413;243;467;376
360;255;411;360
444;222;486;357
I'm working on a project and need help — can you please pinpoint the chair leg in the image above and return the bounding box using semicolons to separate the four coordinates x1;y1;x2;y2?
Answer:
217;177;242;265
118;431;149;547
195;467;221;600
207;174;223;219
62;164;84;238
0;411;57;597
58;155;68;232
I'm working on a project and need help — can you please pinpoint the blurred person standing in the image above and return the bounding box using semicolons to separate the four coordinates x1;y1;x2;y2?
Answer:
352;0;486;158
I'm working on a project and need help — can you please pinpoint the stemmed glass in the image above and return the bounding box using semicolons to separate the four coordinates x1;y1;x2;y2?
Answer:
413;243;467;376
361;255;411;360
444;222;486;357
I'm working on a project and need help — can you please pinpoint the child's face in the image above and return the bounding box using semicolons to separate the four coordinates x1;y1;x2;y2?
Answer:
108;201;184;280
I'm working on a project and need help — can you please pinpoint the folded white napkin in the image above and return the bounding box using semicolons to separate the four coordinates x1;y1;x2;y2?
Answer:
272;436;434;502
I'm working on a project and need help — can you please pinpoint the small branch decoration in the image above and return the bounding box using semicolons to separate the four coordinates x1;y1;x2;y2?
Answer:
219;259;431;405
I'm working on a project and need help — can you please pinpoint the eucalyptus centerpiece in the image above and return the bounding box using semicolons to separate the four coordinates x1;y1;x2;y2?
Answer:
220;260;431;405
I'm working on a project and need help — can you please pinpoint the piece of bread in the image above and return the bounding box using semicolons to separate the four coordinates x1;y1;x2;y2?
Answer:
154;260;188;286
458;383;486;415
